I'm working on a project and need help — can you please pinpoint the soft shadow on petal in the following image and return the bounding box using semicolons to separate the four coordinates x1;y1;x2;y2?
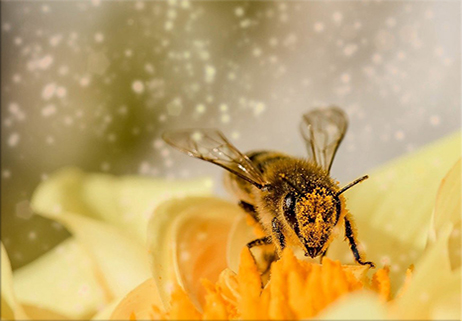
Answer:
390;224;461;319
327;132;461;292
110;278;164;320
430;158;461;270
1;242;29;320
317;292;387;320
147;196;242;311
31;167;213;243
13;238;107;319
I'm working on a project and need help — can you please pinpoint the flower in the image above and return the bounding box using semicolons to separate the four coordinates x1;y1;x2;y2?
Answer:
1;169;213;320
110;132;461;320
1;132;460;320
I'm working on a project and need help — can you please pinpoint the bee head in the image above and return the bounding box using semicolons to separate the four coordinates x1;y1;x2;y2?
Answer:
282;186;341;258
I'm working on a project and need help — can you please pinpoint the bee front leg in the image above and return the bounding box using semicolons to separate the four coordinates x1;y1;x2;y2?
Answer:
271;217;286;255
319;247;329;263
239;201;259;223
344;214;375;268
247;236;272;249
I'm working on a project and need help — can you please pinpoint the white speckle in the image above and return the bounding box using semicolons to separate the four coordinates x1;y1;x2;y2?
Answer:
205;65;216;83
2;170;11;179
197;232;208;240
240;19;252;28
340;73;351;83
101;162;111;171
332;12;343;24
28;231;37;240
420;292;429;302
196;104;206;114
135;1;145;10
8;133;20;147
42;83;57;100
231;131;240;140
253;47;262;57
46;136;55;145
153;139;164;149
49;34;62;47
386;17;396;28
221;114;230;123
132;80;145;94
343;44;358;56
80;77;90;87
167;98;183;116
219;103;228;112
58;66;69;76
429;115;440;126
42;104;57;117
254;102;266;116
145;63;155;74
165;21;174;31
38;55;53;70
64;116;74;126
314;22;324;32
180;251;191;262
394;130;405;141
235;7;244;17
56;86;67;98
125;49;133;57
372;53;383;64
380;256;390;265
94;32;104;43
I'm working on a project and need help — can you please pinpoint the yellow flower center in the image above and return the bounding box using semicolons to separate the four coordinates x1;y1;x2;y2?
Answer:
115;247;398;320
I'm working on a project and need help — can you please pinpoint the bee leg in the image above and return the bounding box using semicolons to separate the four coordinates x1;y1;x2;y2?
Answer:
246;236;272;249
272;217;286;255
238;201;259;223
344;215;375;268
319;247;329;264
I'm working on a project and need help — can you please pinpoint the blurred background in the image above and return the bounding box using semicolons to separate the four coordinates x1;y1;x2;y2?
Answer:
1;1;460;270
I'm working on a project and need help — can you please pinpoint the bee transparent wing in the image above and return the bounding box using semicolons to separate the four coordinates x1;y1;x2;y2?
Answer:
300;106;348;172
163;129;268;188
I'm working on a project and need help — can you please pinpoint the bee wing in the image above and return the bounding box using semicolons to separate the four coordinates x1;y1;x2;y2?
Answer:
300;106;348;172
163;129;269;188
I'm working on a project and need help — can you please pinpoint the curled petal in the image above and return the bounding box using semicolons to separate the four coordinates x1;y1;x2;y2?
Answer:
147;196;242;311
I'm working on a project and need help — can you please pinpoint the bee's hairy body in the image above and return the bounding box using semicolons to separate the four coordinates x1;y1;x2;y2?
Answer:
162;106;375;267
225;151;342;256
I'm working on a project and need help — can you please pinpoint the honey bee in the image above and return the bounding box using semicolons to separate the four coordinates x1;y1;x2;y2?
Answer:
163;106;374;267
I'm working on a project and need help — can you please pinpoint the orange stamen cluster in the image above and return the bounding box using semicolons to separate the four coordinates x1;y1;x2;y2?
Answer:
133;248;391;320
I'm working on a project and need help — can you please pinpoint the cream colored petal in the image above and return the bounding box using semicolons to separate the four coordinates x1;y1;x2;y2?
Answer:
430;158;461;270
318;292;387;320
13;238;107;320
31;167;213;243
390;224;461;319
147;196;242;311
1;243;28;320
327;132;461;292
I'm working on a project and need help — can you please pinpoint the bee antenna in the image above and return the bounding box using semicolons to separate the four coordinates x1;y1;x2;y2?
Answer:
337;175;369;196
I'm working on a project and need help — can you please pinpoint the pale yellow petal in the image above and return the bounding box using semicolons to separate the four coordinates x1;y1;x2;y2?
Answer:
318;292;387;320
147;196;242;311
328;132;461;291
430;158;461;270
390;224;461;319
31;167;213;243
13;238;107;319
1;243;28;320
